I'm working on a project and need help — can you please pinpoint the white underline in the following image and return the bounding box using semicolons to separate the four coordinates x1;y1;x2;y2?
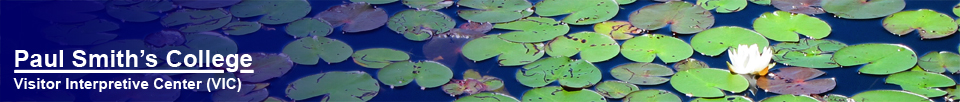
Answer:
13;69;255;73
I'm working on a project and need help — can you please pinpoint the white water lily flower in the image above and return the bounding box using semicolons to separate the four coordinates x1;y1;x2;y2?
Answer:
727;44;776;75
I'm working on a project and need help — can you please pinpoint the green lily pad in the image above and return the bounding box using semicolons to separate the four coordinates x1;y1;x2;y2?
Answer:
352;48;410;68
673;58;709;72
222;21;262;35
696;0;747;13
623;89;682;102
455;92;520;102
161;8;232;32
282;37;354;65
670;68;749;97
402;0;453;10
315;3;388;33
750;0;770;5
516;57;602;88
771;39;847;68
351;0;398;4
760;95;819;102
918;51;960;73
172;0;240;9
821;94;851;102
617;0;637;5
286;18;333;38
772;0;824;14
850;90;932;102
495;17;570;42
594;21;641;40
545;32;620;63
285;71;380;101
690;26;770;56
692;95;753;102
886;71;955;97
833;43;917;75
753;11;832;42
621;34;694;63
595;81;640;99
461;34;545;66
947;85;960;101
534;0;618;25
521;86;606;102
230;0;311;24
388;10;456;41
821;0;904;19
131;0;176;12
610;62;675;85
236;53;293;83
883;9;958;39
629;1;714;34
43;19;118;45
378;61;453;88
457;0;533;23
106;6;159;22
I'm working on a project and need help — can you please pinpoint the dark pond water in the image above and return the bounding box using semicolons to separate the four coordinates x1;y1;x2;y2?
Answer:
2;0;960;102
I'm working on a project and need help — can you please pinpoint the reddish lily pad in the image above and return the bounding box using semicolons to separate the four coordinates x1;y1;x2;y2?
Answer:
315;3;388;33
772;0;825;14
628;1;714;34
459;22;493;33
758;67;836;95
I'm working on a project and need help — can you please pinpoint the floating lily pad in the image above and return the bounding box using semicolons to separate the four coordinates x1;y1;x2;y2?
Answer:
623;89;682;102
286;18;333;38
212;84;269;101
833;43;917;75
521;86;606;102
222;21;262;35
692;95;753;102
771;39;847;68
886;71;955;97
172;0;240;9
43;19;119;45
183;32;239;55
697;0;747;13
611;62;675;85
461;34;544;66
772;0;824;14
757;67;836;95
454;92;519;102
760;95;819;102
282;37;354;65
629;1;714;34
690;26;770;56
403;0;453;10
534;0;618;25
457;0;533;23
883;9;958;39
388;10;456;41
516;57;602;88
850;90;932;102
594;21;641;40
286;71;379;101
495;17;569;42
460;22;494;33
353;48;410;68
821;0;904;19
90;74;180;101
106;6;159;22
670;68;749;97
161;8;232;33
315;3;388;33
423;30;486;67
617;0;637;5
31;1;101;23
820;94;851;102
595;81;640;99
545;32;620;63
352;0;398;4
378;61;454;88
947;85;960;101
673;59;709;72
443;78;487;96
231;0;311;24
754;11;831;41
750;0;770;5
236;53;293;83
918;51;960;73
621;34;694;63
